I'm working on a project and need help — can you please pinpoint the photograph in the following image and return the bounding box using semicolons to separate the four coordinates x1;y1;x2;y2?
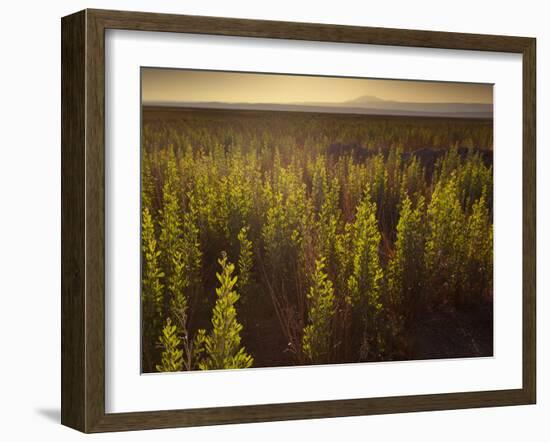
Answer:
140;68;494;373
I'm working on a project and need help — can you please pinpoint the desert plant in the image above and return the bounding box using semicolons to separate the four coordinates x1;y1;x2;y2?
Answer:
237;226;254;301
347;189;384;360
302;257;336;363
156;318;183;372
141;207;164;370
386;195;426;320
196;253;253;370
425;172;467;307
141;109;494;370
464;195;493;304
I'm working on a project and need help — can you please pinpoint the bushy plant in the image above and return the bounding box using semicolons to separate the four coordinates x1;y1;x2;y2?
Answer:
141;207;164;370
386;195;426;320
347;189;384;360
141;110;494;370
425;173;466;307
302;257;336;363
196;253;253;370
156;318;183;372
237;226;254;301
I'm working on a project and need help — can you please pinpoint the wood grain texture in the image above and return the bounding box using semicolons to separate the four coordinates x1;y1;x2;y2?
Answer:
89;8;533;52
522;38;536;403
61;8;537;433
61;10;86;432
85;9;107;432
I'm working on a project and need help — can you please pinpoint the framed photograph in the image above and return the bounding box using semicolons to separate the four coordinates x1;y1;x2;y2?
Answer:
61;9;536;433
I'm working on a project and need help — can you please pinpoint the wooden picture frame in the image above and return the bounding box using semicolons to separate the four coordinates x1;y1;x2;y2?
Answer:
61;8;536;433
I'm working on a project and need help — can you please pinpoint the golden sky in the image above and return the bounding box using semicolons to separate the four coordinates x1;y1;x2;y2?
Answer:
141;68;493;105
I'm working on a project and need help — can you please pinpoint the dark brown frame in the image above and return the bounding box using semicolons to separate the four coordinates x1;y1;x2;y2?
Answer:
61;8;536;433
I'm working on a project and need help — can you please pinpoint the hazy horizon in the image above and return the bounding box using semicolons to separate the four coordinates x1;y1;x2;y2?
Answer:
142;68;493;107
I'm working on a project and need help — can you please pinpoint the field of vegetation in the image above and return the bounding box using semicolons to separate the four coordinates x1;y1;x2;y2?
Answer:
141;107;493;373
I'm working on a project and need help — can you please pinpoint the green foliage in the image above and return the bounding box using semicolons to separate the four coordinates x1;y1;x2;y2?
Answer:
464;196;493;304
141;207;164;370
261;166;314;359
156;318;184;372
313;156;342;278
425;172;466;307
400;156;426;204
142;207;164;316
196;254;254;370
237;226;254;301
262;166;313;287
434;144;462;184
141;150;156;213
302;257;336;363
387;195;426;319
158;147;185;306
457;151;493;212
347;190;383;309
180;191;202;301
141;110;494;370
223;151;256;245
347;190;385;360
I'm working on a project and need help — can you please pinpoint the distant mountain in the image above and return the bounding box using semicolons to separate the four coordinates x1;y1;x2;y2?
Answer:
143;95;493;119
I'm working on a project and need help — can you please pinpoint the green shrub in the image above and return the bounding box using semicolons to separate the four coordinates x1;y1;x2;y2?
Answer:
302;257;336;363
196;253;253;370
156;318;183;372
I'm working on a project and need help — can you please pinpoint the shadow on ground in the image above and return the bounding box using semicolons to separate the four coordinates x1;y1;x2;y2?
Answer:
35;408;60;423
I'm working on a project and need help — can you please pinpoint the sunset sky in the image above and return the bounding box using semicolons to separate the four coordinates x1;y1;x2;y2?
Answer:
141;68;493;105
